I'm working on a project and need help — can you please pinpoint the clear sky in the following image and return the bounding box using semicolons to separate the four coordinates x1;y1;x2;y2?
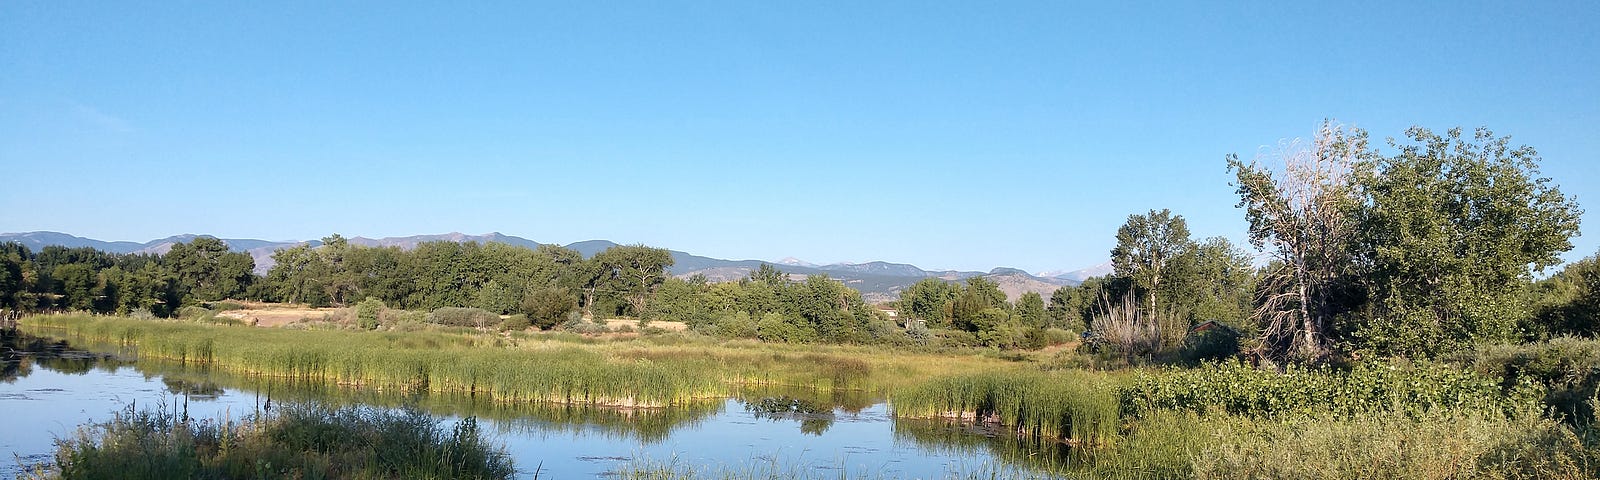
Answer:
2;1;1596;273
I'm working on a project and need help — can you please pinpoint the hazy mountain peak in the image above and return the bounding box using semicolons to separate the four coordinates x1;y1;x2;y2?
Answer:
776;257;816;267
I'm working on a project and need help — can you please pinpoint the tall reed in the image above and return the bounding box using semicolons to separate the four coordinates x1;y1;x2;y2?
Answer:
890;370;1121;446
23;315;722;408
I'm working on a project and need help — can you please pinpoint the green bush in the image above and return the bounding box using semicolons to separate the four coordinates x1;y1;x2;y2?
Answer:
755;313;815;343
1180;327;1242;364
498;314;532;332
1464;337;1600;424
1120;361;1542;420
936;328;980;348
205;301;246;312
711;311;757;338
520;287;576;330
425;307;500;328
355;297;385;330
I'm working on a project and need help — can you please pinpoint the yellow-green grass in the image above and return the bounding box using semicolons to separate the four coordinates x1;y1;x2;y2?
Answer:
889;370;1122;447
24;315;719;407
21;314;1023;408
35;402;512;480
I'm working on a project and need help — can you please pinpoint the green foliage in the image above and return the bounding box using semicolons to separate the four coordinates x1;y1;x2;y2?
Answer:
1351;126;1583;358
1014;291;1046;328
899;278;958;327
1179;327;1241;365
710;311;758;338
498;314;532;332
1461;337;1600;424
425;307;500;329
1526;250;1600;339
1111;208;1194;316
756;312;816;343
1119;361;1540;420
46;402;512;480
520;286;576;330
891;370;1121;446
586;244;675;317
1181;410;1599;480
355;297;385;330
165;237;254;304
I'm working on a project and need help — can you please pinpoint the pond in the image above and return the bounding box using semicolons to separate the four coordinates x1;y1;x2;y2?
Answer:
0;332;1070;479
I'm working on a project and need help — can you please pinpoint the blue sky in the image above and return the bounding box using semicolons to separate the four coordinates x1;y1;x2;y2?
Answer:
2;1;1596;273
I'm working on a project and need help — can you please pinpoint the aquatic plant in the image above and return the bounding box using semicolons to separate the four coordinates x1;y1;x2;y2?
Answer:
890;370;1121;446
39;401;512;480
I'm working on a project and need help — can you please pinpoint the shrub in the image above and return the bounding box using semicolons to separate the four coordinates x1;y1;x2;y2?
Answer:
426;307;500;329
904;319;931;343
756;313;815;343
177;305;214;320
711;311;757;338
1180;327;1242;364
1464;337;1600;424
499;314;532;332
567;320;608;335
355;297;385;330
936;328;979;348
520;287;577;330
1119;361;1542;420
206;301;245;312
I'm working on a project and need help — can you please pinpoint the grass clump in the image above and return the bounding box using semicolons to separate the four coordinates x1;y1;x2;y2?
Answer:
890;370;1120;446
38;402;512;480
24;315;722;407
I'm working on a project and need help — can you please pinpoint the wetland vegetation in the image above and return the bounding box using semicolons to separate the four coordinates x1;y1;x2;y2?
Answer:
6;123;1600;478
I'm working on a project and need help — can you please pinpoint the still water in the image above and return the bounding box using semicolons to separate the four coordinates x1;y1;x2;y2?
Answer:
0;333;1067;479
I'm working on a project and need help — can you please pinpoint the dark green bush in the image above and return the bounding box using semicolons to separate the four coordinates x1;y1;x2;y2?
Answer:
1464;337;1600;424
520;287;576;330
498;314;532;332
205;301;246;312
1180;327;1242;364
425;307;500;328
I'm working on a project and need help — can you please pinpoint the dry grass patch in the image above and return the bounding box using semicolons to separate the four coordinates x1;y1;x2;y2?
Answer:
216;303;341;327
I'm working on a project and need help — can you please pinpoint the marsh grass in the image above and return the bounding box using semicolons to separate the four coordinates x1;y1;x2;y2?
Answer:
35;401;512;480
890;370;1120;446
25;315;722;407
22;314;1021;409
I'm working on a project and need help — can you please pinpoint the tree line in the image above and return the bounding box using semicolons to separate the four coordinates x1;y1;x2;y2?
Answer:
1031;122;1593;363
0;237;254;317
4;122;1594;356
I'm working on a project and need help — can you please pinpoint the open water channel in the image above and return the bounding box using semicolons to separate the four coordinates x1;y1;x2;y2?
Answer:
0;331;1069;479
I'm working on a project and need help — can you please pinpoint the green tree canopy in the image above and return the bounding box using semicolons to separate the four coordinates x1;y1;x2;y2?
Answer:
1351;126;1583;357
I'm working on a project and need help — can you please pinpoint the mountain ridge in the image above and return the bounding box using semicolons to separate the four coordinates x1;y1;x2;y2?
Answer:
0;231;1098;302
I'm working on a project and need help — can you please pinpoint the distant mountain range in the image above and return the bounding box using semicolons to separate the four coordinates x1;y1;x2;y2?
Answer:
0;231;1104;303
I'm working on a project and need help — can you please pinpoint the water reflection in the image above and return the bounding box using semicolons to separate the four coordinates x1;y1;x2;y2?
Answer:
742;396;836;435
894;417;1080;472
1;330;131;382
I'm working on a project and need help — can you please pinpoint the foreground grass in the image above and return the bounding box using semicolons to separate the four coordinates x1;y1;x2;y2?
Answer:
27;402;512;480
